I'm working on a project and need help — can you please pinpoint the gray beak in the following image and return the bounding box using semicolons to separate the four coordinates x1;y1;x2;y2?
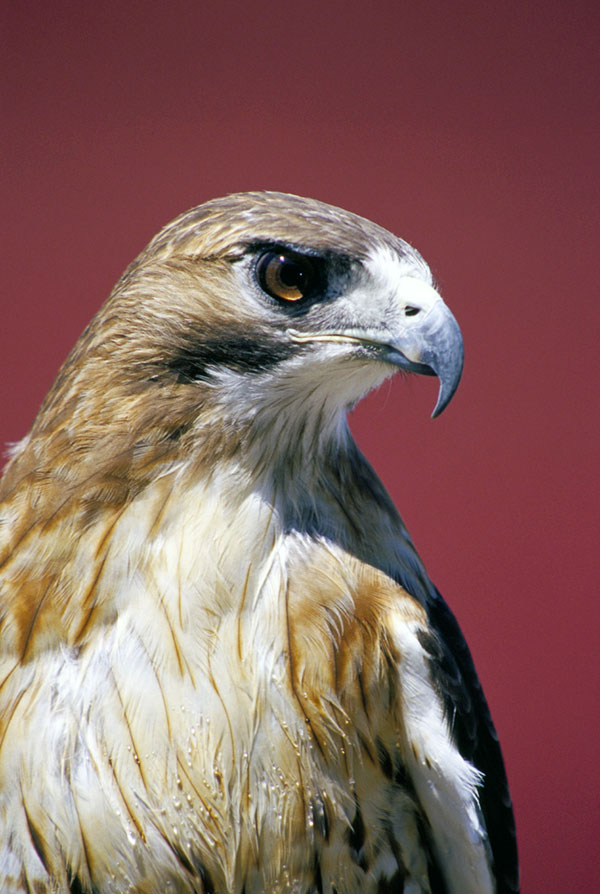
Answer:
386;284;464;417
287;277;463;417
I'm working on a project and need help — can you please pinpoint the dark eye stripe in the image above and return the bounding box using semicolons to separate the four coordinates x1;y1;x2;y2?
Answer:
166;331;295;381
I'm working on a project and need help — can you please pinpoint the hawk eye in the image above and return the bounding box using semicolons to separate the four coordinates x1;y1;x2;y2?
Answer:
256;250;316;303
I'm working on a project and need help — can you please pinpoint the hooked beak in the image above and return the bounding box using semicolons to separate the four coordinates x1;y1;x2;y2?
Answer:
287;277;464;418
384;287;464;417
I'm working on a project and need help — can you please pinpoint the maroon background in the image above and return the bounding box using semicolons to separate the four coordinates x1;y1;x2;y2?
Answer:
3;2;599;889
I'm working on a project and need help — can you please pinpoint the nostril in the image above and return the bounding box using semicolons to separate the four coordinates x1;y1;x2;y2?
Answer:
404;306;421;317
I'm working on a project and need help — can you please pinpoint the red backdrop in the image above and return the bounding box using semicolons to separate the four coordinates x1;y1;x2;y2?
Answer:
3;2;599;889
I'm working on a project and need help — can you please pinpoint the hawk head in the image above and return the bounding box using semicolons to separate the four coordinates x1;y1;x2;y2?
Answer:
150;190;463;416
2;190;464;573
23;192;462;474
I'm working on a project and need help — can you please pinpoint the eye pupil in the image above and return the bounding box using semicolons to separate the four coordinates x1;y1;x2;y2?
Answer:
279;258;305;288
256;250;316;302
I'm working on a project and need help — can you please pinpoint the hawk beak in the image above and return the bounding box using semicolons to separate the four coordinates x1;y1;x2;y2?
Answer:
386;282;464;418
287;280;463;417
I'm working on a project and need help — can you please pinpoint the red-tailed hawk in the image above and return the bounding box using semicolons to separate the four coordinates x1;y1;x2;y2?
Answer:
0;192;518;893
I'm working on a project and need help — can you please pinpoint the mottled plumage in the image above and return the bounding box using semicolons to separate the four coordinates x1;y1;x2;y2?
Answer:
0;192;518;893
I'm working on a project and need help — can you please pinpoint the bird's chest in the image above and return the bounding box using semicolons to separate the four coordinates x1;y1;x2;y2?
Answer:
122;522;433;892
38;480;432;892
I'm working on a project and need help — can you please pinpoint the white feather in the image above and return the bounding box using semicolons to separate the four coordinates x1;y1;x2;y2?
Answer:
389;615;495;894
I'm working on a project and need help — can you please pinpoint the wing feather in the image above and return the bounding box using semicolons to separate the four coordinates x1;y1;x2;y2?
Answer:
425;591;520;894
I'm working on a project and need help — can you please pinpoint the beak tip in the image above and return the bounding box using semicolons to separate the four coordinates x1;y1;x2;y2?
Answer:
430;348;464;419
431;392;450;419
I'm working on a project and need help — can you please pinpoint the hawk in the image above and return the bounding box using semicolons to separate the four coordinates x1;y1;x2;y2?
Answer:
0;192;518;893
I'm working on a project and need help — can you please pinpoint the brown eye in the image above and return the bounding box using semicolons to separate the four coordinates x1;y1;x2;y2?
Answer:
256;251;316;302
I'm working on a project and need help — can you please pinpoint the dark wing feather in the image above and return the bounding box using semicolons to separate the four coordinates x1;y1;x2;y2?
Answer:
423;589;520;894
